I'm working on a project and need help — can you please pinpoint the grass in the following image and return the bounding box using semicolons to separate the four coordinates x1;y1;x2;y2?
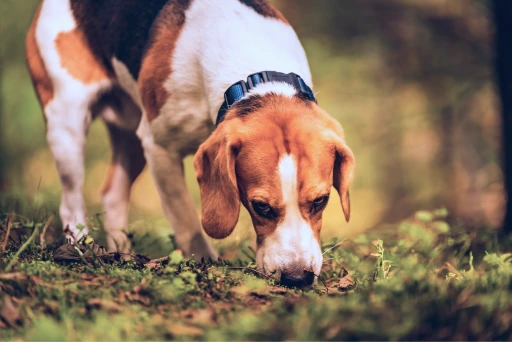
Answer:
0;208;511;341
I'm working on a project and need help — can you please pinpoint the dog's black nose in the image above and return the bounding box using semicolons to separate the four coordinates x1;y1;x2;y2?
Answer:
280;270;315;288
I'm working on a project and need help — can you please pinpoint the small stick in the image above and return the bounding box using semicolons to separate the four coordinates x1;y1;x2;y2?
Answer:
1;214;13;253
39;215;54;250
4;224;40;272
322;238;347;255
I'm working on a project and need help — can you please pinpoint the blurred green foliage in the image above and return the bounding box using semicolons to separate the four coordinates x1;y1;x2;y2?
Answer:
0;0;501;248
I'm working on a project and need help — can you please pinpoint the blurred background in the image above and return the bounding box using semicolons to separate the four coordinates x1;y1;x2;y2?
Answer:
0;0;501;256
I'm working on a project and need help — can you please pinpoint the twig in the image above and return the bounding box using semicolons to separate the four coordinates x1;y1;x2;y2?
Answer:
148;256;169;263
39;215;54;250
225;266;272;279
315;273;329;294
4;224;40;272
322;238;347;255
1;214;13;253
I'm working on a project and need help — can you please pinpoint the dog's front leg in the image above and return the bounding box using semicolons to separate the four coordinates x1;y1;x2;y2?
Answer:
137;119;218;260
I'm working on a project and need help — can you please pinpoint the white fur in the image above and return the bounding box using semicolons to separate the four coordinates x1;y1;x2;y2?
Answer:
241;82;297;100
256;155;323;279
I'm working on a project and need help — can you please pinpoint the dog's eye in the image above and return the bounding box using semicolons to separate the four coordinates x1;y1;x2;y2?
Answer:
252;201;275;218
312;195;329;211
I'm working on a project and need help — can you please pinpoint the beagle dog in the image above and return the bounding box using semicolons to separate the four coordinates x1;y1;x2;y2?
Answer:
26;0;355;287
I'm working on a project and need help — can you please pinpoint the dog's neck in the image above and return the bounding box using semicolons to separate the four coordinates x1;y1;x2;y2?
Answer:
185;0;313;122
215;71;316;126
204;68;313;125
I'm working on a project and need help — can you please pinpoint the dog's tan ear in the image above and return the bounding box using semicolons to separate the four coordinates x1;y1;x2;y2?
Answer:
332;138;355;222
193;127;240;239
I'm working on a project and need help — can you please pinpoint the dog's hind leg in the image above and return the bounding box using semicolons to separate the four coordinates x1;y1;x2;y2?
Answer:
98;92;146;252
93;88;145;253
100;124;145;252
26;1;112;241
45;102;93;241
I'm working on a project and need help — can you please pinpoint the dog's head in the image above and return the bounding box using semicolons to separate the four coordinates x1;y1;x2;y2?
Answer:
194;89;354;287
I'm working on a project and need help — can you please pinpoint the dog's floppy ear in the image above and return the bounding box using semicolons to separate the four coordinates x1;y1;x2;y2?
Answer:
194;127;240;239
332;137;355;222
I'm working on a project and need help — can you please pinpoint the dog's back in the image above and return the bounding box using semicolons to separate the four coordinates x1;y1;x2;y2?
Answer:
31;0;292;83
66;0;172;79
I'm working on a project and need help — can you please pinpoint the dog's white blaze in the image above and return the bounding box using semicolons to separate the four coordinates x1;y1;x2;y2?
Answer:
279;155;298;204
257;155;323;278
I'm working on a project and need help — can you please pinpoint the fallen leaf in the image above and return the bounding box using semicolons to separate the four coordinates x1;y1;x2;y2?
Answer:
53;244;83;262
0;295;21;327
338;273;355;291
86;298;121;313
133;254;151;265
53;242;122;264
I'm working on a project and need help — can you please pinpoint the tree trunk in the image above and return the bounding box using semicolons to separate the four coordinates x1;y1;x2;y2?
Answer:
494;0;512;237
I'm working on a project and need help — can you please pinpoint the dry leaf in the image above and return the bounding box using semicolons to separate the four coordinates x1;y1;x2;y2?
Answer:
338;273;355;291
133;254;151;265
0;295;21;327
53;244;83;262
87;298;121;313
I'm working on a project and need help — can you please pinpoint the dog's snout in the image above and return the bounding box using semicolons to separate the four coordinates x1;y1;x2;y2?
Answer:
280;270;315;288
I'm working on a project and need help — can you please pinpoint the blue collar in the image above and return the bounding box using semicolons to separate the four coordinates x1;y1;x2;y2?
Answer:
216;71;316;126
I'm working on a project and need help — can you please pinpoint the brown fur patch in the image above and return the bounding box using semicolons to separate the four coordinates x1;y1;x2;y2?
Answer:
139;0;191;122
238;0;289;24
55;28;111;84
25;4;54;108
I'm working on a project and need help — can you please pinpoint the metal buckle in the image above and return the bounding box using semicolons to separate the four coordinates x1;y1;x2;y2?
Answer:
246;72;269;89
265;71;295;86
